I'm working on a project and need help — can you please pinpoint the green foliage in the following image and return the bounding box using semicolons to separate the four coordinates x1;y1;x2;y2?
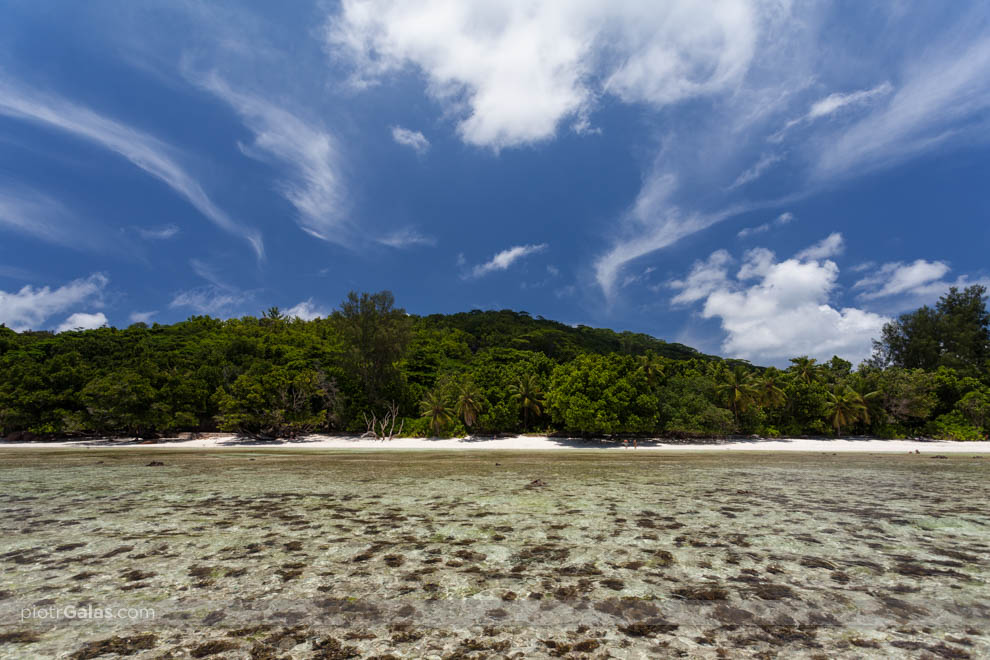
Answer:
419;387;455;436
873;285;990;376
929;411;986;441
214;367;336;438
547;354;658;434
0;290;987;441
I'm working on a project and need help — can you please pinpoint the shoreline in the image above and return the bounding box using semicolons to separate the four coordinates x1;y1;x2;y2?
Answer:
2;434;990;453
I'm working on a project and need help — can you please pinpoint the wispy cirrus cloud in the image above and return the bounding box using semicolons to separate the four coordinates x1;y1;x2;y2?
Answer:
816;33;990;177
737;211;794;239
192;72;350;245
170;258;252;316
771;82;893;141
0;75;263;258
0;185;103;250
135;223;180;240
727;153;783;190
467;243;548;279
0;273;108;331
376;227;436;249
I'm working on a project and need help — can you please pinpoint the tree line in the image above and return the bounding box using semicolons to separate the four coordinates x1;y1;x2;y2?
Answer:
1;286;988;441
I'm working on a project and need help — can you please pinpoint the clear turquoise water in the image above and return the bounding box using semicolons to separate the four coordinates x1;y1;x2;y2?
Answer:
1;450;988;658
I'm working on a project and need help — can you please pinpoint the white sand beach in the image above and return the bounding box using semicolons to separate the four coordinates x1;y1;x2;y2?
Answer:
3;434;990;452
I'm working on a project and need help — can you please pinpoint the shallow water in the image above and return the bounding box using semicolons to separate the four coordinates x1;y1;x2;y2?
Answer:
1;450;988;658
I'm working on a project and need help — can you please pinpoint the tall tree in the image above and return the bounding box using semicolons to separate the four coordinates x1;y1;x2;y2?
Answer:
716;365;757;428
335;291;411;405
419;388;454;436
788;356;822;385
755;369;788;409
455;378;484;430
872;285;989;376
510;373;544;431
825;386;869;436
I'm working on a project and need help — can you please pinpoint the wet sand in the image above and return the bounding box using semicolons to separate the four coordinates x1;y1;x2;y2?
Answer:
1;450;988;658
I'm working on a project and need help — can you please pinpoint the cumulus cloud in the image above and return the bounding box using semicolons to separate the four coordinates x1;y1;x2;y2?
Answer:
670;246;888;364
0;273;108;331
670;250;732;305
193;72;350;245
391;126;430;154
795;232;844;261
0;76;263;258
329;0;758;149
57;312;108;332
284;299;329;320
468;243;548;278
737;212;795;239
376;227;436;248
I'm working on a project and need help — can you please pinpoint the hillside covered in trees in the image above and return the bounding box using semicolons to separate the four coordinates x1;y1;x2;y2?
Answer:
2;287;988;441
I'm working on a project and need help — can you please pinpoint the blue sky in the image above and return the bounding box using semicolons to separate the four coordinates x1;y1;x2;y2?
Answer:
1;1;989;366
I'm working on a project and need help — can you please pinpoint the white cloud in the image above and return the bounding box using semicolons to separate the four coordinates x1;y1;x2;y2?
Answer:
0;184;117;251
57;312;108;332
737;223;769;239
136;224;180;240
670;247;888;364
329;0;759;149
0;273;108;331
594;172;751;298
670;250;732;304
808;82;894;120
391;126;430;154
817;35;990;177
795;232;844;261
737;211;794;239
284;299;328;320
376;227;436;248
773;82;893;140
193;72;350;245
0;76;263;258
129;310;157;324
468;243;547;278
853;259;952;300
728;152;783;190
169;287;248;316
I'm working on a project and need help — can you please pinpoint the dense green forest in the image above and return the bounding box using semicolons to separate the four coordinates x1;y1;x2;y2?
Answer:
2;286;988;441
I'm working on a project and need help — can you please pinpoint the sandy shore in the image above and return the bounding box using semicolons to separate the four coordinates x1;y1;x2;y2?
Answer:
2;434;990;452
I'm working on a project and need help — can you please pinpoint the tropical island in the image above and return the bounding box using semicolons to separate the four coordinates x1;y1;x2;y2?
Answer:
2;285;988;444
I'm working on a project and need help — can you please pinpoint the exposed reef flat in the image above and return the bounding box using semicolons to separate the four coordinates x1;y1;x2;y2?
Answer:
1;450;988;658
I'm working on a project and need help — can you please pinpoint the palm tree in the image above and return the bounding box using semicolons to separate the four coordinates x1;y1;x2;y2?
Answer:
509;373;544;432
755;369;788;409
419;388;454;436
637;353;665;387
825;386;869;436
455;379;484;430
788;356;822;385
716;365;757;428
